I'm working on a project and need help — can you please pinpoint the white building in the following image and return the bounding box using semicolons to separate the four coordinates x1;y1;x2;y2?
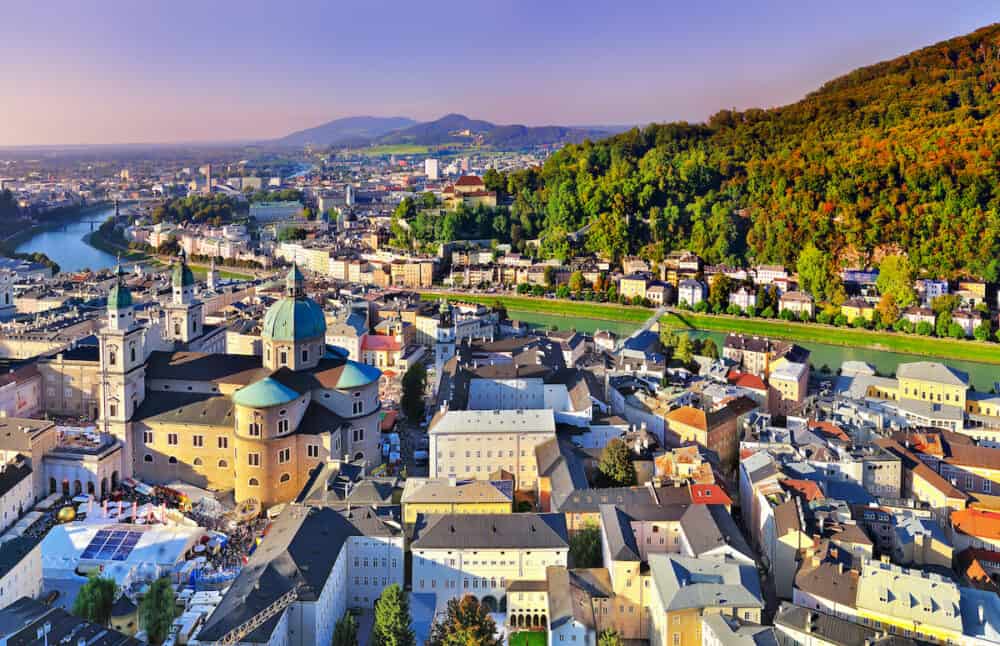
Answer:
411;513;568;612
0;537;43;610
678;279;705;307
428;409;557;489
194;504;404;646
425;159;440;181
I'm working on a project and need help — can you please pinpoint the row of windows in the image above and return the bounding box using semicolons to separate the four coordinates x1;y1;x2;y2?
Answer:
246;474;291;487
143;455;229;468
245;446;321;466
143;431;228;450
419;577;506;590
354;558;397;568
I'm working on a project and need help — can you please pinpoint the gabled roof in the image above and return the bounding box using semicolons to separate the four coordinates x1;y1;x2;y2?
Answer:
599;504;641;562
411;513;568;550
896;361;968;387
649;553;763;612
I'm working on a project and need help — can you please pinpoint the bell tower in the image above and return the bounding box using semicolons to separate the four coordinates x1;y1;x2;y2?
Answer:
164;249;204;343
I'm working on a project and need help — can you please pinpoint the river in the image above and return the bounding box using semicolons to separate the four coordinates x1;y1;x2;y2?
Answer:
508;308;1000;391
13;205;121;272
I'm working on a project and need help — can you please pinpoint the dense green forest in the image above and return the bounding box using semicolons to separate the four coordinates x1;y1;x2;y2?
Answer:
488;23;1000;280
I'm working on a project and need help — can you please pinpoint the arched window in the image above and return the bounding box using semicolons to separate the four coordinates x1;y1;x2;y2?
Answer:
143;454;153;463
279;473;291;483
168;456;178;464
130;345;136;362
248;478;259;487
193;457;203;466
218;459;228;468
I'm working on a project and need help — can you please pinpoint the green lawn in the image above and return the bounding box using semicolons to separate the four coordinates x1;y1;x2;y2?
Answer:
509;631;547;646
661;310;1000;365
359;144;430;156
418;292;653;324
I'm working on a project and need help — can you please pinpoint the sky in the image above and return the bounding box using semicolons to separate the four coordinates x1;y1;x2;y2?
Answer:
1;1;998;146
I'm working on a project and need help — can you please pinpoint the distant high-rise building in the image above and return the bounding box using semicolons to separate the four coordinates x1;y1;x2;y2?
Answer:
203;164;213;194
345;184;355;206
424;159;439;181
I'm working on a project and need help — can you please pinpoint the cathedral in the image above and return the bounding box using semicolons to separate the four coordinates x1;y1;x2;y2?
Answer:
97;254;382;508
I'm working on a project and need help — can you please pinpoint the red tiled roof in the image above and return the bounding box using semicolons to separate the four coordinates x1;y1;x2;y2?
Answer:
953;508;1000;541
729;372;766;392
666;406;707;431
781;478;824;502
809;420;850;443
455;175;485;186
362;335;402;352
689;484;731;506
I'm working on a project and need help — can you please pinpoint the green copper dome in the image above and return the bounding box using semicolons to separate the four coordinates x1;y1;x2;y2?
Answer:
232;377;300;408
335;360;382;389
262;298;327;341
172;261;195;288
107;283;133;310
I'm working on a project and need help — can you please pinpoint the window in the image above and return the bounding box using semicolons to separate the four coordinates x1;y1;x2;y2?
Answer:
193;457;203;466
248;422;261;437
168;456;178;464
109;404;117;418
248;478;259;487
143;454;153;463
248;453;260;467
279;473;291;483
108;351;116;366
302;349;308;363
218;459;228;468
130;345;136;362
167;433;178;446
278;419;289;434
143;431;153;444
193;435;204;448
353;428;365;443
174;322;181;335
307;444;319;458
218;436;228;449
986;480;992;493
278;448;291;464
280;351;287;365
353;400;364;415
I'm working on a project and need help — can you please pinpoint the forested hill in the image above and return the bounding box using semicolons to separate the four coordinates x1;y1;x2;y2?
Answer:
499;23;1000;280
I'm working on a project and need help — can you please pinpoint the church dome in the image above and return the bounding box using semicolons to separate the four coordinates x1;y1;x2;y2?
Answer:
172;250;195;287
261;264;327;342
108;261;132;309
232;376;300;408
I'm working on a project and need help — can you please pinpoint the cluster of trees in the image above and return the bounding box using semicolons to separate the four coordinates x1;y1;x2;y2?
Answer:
248;188;303;203
390;194;516;252
401;363;427;421
277;226;308;242
151;195;245;225
337;584;501;646
597;439;635;487
660;331;719;369
484;25;1000;279
73;575;176;644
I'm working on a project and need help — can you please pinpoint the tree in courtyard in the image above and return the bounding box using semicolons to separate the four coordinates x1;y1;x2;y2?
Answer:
707;275;733;313
73;575;117;625
401;363;427;422
700;338;719;360
598;439;636;487
569;270;586;294
372;584;415;646
674;333;694;365
598;630;625;646
492;299;508;321
975;321;993;342
426;595;501;646
569;522;602;568
332;613;359;646
543;266;556;289
139;577;176;645
875;255;916;308
875;293;900;327
796;243;843;303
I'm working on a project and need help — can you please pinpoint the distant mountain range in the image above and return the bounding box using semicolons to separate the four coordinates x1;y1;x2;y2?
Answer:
275;113;624;148
275;116;417;147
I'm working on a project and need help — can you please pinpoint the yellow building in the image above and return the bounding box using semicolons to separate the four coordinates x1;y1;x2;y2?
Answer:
131;265;384;509
400;477;512;524
855;559;964;644
618;275;649;301
841;298;875;323
648;553;763;646
897;361;968;410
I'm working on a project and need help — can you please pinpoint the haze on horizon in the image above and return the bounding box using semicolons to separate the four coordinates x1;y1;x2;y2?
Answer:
1;0;997;147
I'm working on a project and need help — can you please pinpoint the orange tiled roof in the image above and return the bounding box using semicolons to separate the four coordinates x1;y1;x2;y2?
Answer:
690;484;731;505
780;478;825;502
953;508;1000;541
665;406;707;431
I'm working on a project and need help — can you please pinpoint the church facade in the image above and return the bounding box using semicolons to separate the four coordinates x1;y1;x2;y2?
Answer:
95;256;382;508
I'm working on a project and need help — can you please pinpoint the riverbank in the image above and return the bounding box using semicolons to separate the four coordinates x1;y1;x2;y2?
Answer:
2;201;112;249
660;310;1000;366
417;292;653;324
420;290;1000;367
85;231;256;280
